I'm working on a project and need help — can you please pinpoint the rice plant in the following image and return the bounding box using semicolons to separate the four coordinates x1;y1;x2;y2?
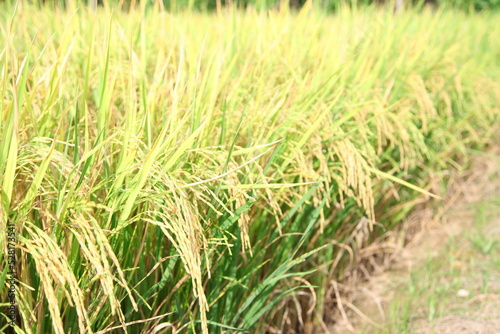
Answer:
0;2;498;333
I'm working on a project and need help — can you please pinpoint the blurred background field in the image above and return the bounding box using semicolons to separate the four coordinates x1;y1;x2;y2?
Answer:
11;0;500;12
0;1;498;333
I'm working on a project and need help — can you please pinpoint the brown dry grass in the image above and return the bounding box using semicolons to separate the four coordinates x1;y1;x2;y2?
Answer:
319;146;500;333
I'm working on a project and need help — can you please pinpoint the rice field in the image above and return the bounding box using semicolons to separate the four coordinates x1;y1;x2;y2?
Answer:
0;2;499;333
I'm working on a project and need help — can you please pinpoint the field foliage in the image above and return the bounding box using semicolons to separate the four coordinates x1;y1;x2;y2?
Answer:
15;0;500;12
0;2;499;333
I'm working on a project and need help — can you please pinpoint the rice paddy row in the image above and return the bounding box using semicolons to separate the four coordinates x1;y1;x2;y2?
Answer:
0;3;499;333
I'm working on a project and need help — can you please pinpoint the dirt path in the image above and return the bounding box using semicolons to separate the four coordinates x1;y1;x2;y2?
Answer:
329;150;500;333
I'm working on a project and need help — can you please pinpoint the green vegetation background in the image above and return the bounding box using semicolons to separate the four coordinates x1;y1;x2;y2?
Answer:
19;0;500;12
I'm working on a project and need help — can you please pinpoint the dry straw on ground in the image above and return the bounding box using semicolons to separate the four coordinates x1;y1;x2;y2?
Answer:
327;147;500;333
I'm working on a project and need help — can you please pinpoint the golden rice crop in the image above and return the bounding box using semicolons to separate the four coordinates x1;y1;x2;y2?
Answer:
0;2;499;333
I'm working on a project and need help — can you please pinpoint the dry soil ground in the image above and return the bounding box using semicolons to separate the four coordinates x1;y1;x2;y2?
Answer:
328;148;500;333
